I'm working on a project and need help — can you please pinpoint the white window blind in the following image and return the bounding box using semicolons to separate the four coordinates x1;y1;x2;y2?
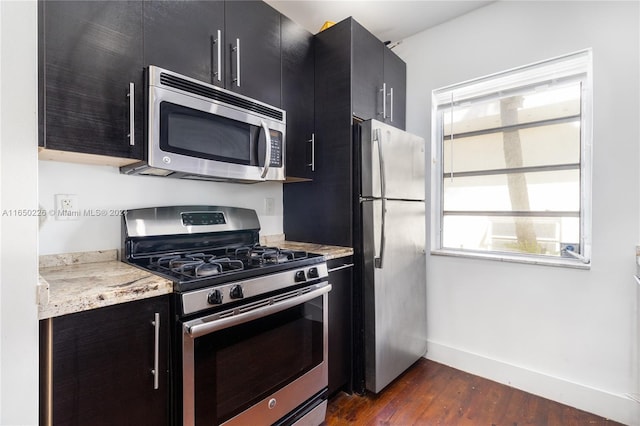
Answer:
431;50;592;266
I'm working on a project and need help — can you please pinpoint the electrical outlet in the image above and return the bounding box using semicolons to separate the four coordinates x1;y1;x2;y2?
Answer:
264;197;275;215
55;194;79;221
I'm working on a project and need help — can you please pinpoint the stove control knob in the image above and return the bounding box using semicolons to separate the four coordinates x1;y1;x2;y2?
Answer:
294;270;307;282
207;289;223;305
229;285;244;299
308;267;319;279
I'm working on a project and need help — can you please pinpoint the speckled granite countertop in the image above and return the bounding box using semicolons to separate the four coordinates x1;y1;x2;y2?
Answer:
38;240;352;319
38;250;173;320
260;234;353;260
279;241;353;260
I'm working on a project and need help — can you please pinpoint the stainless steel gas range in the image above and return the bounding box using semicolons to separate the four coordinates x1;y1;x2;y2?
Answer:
122;206;330;426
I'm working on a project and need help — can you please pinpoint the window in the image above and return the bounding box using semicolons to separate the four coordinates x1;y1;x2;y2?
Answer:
431;50;592;267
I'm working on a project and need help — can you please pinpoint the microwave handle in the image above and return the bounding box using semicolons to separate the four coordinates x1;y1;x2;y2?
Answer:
260;120;272;179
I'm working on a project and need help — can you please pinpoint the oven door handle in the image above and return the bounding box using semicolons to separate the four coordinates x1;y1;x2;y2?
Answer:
184;283;331;339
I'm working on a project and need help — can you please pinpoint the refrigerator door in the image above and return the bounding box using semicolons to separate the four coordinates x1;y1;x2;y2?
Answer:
362;198;427;393
360;119;425;201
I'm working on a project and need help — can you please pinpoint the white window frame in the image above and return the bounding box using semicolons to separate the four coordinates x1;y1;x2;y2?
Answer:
430;49;593;268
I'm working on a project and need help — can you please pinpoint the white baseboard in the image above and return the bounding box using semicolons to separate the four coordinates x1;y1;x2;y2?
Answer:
425;340;639;426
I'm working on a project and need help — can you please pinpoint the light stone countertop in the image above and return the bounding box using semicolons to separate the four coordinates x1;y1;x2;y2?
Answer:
37;239;352;319
279;241;353;260
261;234;353;260
38;250;172;320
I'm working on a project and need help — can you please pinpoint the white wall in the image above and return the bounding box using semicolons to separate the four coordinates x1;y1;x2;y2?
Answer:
0;1;39;424
38;162;284;255
395;1;639;424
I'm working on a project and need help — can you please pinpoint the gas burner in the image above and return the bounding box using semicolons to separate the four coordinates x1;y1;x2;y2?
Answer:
249;247;288;266
148;252;249;279
194;262;222;277
195;258;244;277
227;245;309;267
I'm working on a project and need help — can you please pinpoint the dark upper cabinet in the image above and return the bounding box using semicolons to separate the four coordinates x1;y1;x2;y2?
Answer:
382;47;407;129
283;19;353;247
144;1;280;106
143;1;225;86
43;296;170;426
39;0;288;164
283;17;406;247
352;20;384;124
351;19;406;130
225;1;282;107
281;15;315;180
38;0;144;160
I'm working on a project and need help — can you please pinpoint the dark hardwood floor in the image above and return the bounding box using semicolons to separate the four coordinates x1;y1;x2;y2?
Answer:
326;358;625;426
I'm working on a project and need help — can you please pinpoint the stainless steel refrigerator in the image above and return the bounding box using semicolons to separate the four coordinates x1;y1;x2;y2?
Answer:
357;119;427;393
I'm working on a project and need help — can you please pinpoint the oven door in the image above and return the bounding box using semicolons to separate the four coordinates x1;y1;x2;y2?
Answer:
181;282;331;426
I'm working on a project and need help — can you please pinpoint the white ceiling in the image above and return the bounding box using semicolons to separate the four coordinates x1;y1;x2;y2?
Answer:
265;0;494;44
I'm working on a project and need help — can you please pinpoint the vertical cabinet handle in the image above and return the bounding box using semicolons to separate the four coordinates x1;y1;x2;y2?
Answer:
212;29;222;82
232;38;241;87
388;87;394;123
307;133;315;172
379;82;387;119
151;312;160;390
127;82;135;146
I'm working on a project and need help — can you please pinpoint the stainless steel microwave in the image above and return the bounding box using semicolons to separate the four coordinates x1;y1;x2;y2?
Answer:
121;66;286;182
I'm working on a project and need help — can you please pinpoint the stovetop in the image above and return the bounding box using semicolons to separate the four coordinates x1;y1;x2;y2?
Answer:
122;206;329;315
130;244;325;293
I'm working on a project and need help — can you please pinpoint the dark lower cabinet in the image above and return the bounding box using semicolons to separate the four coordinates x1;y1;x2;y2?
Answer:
327;257;354;396
38;0;144;160
41;296;170;426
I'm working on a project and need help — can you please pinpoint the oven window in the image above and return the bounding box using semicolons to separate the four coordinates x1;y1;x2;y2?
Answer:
193;296;324;425
160;102;256;165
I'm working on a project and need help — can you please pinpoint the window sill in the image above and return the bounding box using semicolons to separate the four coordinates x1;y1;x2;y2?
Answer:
430;249;591;270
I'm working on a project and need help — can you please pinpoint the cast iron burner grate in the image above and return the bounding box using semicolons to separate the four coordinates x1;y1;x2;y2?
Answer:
145;245;309;282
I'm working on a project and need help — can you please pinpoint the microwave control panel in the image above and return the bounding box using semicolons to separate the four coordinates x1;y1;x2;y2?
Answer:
269;130;283;167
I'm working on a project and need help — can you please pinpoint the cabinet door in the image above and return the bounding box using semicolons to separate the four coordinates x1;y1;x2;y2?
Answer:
225;1;281;106
351;20;384;122
144;1;225;86
50;297;170;425
327;258;354;395
281;15;315;180
39;1;143;160
383;48;407;129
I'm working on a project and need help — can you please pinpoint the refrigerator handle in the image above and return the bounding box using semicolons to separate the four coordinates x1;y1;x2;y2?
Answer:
374;128;386;269
375;198;386;269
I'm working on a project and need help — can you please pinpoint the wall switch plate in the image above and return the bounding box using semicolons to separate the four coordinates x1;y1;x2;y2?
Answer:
54;194;79;221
